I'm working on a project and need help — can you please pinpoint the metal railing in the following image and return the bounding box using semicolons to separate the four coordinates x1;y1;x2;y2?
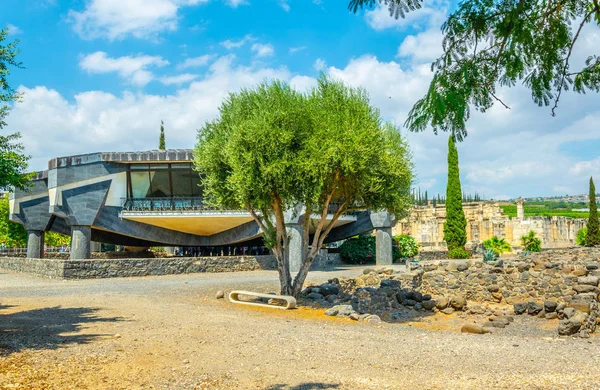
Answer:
120;197;362;216
121;197;238;212
0;247;71;256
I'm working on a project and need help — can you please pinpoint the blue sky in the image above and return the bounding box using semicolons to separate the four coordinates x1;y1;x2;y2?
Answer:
1;0;600;199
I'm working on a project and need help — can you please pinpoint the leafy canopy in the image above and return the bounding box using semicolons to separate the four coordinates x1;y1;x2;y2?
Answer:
0;26;31;190
520;230;541;252
349;0;600;140
484;235;512;255
194;76;414;295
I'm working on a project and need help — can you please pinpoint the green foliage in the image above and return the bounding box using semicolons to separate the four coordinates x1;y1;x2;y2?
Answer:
576;227;587;246
443;136;467;252
159;120;166;150
483;249;497;262
45;232;70;247
194;76;414;296
0;27;31;191
349;1;600;140
447;247;470;259
0;193;27;247
586;177;600;246
393;234;418;258
339;235;376;264
483;236;512;256
520;230;541;252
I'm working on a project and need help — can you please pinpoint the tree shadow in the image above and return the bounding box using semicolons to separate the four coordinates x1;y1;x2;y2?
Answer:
264;383;340;390
0;306;126;356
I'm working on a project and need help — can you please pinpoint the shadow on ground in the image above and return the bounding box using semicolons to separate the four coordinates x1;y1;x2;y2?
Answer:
0;305;125;355
264;383;340;390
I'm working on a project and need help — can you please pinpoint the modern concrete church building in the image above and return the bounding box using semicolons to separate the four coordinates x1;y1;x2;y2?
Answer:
9;150;395;269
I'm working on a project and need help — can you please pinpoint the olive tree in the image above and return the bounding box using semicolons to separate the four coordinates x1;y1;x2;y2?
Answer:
194;77;414;297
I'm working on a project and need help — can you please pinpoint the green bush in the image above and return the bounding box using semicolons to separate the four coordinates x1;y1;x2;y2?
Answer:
483;236;512;256
520;230;541;252
393;234;419;259
576;227;587;246
447;247;471;259
339;235;376;264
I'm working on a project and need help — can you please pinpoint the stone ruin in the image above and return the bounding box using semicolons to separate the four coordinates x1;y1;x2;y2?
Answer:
302;247;600;337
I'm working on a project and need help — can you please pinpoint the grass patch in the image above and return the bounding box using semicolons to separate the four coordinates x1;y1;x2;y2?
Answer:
500;205;589;219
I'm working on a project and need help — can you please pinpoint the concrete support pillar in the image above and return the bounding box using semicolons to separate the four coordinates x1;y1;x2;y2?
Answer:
71;225;92;260
375;227;393;266
286;224;306;273
27;230;45;259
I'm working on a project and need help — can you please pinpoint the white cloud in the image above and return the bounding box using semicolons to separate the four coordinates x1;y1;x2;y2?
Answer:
6;24;22;35
220;34;255;50
225;0;248;7
8;56;293;171
68;0;208;40
79;51;169;87
279;0;290;12
177;54;216;69
289;46;307;54
251;43;275;58
159;73;199;85
313;58;326;72
397;29;443;63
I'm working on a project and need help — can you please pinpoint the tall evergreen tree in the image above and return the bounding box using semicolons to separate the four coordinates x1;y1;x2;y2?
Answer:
444;136;467;253
159;120;166;150
586;177;600;246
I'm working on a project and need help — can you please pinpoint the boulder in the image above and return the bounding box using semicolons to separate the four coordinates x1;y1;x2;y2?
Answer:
586;262;599;271
517;263;530;272
527;301;543;315
364;314;382;323
577;276;599;286
336;305;356;317
461;324;489;334
513;302;528;315
450;295;466;310
349;312;360;321
324;307;339;316
457;262;469;272
441;307;455;315
422;300;436;310
558;318;582;336
215;290;225;299
573;284;597;294
363;268;376;274
307;292;324;301
545;312;558;320
405;299;417;307
572;269;587;277
483;321;505;329
570;301;591;314
318;283;340;296
407;291;423;302
436;296;449;310
422;294;432;301
544;301;558;313
396;291;408;304
380;279;401;289
487;285;500;293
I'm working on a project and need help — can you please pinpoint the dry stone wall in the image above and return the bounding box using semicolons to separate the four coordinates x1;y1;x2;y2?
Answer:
403;247;600;305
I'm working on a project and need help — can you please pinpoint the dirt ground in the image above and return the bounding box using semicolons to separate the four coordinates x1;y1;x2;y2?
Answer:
2;267;600;389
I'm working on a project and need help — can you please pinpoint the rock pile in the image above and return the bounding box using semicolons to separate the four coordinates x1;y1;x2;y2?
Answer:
512;299;600;337
301;268;468;323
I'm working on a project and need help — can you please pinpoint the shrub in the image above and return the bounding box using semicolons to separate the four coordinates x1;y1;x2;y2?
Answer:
483;249;497;262
520;230;541;252
339;235;376;264
393;234;419;259
483;236;512;256
447;247;471;259
576;227;587;246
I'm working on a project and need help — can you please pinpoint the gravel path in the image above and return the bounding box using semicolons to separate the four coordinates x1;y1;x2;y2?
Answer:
1;266;600;389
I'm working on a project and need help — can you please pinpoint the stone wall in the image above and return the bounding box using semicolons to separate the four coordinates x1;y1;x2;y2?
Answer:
394;202;586;250
0;252;341;279
396;247;600;305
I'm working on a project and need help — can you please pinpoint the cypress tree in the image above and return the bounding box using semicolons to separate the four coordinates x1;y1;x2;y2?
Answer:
159;120;166;150
444;136;467;253
586;177;600;246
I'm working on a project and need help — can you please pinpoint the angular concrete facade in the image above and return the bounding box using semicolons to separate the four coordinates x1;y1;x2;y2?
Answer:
10;150;395;261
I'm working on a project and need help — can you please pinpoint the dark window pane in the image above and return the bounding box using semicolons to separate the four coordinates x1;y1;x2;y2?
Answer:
148;170;171;197
130;164;149;170
130;171;151;198
191;173;202;196
172;169;192;197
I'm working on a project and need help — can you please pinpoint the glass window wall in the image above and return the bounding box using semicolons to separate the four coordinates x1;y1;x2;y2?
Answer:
127;163;203;199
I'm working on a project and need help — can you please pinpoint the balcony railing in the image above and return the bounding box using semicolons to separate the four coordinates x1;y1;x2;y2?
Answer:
121;197;362;216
